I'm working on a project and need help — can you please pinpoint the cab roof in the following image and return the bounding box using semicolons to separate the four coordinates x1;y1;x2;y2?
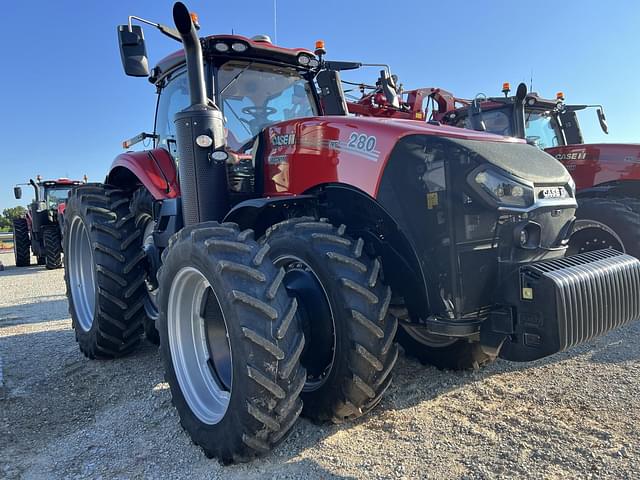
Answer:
151;34;316;84
39;178;84;187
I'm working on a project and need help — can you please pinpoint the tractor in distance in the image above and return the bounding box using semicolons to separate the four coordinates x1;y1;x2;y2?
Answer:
347;77;640;259
12;176;85;269
62;2;640;463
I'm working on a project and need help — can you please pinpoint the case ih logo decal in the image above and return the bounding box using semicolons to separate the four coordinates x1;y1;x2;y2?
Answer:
555;151;587;161
538;186;568;199
271;133;296;147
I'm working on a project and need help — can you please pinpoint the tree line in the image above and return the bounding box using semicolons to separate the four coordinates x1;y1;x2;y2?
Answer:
0;206;27;231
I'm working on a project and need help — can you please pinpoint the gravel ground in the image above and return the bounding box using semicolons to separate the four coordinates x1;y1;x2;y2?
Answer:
1;250;639;479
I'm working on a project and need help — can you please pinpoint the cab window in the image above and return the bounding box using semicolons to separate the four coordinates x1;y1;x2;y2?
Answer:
217;61;317;150
457;109;513;137
155;70;190;158
524;111;560;148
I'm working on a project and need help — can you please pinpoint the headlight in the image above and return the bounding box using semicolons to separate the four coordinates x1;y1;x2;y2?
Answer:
473;168;534;208
231;42;248;52
297;54;312;66
214;42;230;52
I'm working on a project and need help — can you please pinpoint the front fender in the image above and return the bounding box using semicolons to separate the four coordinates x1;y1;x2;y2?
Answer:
223;195;317;237
107;148;179;200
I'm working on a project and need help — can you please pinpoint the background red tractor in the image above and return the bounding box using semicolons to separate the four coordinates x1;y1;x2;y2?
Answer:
346;77;640;259
61;2;640;463
12;177;84;269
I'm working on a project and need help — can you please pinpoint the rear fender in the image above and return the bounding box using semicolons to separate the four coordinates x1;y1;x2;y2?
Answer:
106;148;179;199
576;179;640;199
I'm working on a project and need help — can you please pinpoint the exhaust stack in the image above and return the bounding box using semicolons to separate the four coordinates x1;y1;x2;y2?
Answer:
172;2;229;226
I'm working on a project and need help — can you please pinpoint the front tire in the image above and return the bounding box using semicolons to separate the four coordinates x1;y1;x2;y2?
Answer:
12;218;30;267
43;226;63;269
158;222;306;463
265;218;398;424
569;197;640;259
63;184;146;358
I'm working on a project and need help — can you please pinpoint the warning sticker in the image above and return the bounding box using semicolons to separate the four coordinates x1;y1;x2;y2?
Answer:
427;192;439;209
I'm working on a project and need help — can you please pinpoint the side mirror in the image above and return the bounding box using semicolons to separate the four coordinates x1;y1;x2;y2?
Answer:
117;25;150;77
13;186;22;199
597;108;609;134
316;70;349;116
323;61;362;71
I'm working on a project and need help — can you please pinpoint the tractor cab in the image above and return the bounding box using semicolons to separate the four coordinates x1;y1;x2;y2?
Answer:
14;177;84;217
11;177;85;269
117;29;328;200
439;83;609;149
150;34;322;159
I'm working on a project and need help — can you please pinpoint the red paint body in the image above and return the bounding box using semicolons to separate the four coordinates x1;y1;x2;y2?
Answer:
264;117;518;198
110;117;516;202
110;148;180;200
545;143;640;191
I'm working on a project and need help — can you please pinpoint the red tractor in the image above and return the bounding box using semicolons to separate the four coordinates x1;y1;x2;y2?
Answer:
347;78;640;259
63;3;640;463
12;177;84;269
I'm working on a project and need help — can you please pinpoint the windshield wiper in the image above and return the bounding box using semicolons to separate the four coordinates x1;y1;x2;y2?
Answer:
223;99;253;139
219;62;255;96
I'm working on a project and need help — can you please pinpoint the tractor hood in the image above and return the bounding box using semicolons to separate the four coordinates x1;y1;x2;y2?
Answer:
448;137;572;185
261;115;572;198
343;116;572;185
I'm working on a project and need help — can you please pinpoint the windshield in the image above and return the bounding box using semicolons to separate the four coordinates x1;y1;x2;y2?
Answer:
45;187;71;207
524;110;560;149
456;108;513;136
457;106;561;149
216;61;317;150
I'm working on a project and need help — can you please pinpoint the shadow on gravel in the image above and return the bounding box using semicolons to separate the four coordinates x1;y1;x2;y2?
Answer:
587;321;640;364
2;313;638;476
0;298;69;326
0;265;53;278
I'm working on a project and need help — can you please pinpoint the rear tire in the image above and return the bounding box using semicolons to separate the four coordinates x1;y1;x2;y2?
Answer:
63;184;146;358
43;226;63;269
12;218;30;267
397;326;493;370
265;218;398;423
158;222;305;463
569;197;640;259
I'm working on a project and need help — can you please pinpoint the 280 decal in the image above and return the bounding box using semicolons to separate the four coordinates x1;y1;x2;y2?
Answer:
343;132;380;161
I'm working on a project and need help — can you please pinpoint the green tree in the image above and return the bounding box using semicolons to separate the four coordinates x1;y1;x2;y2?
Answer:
1;206;27;230
3;206;27;222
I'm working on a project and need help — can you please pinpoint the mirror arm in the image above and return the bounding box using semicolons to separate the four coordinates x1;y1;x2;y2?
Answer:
128;15;181;42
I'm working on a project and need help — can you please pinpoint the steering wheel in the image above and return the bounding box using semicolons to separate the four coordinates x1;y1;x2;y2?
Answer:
241;106;277;117
239;106;278;136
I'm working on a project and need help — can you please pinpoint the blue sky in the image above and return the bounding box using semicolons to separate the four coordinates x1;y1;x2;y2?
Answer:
1;0;639;210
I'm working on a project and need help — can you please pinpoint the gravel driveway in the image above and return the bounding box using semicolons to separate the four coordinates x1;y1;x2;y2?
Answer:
1;250;638;479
